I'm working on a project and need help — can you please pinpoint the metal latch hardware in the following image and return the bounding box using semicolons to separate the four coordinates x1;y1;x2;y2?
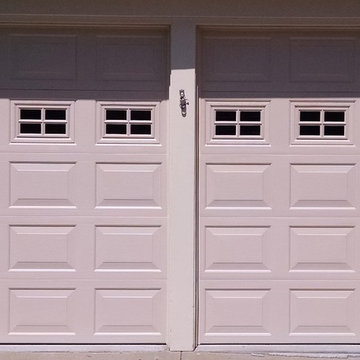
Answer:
179;89;189;117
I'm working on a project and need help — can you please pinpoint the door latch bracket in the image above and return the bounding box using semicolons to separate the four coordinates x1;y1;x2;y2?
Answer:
179;89;189;117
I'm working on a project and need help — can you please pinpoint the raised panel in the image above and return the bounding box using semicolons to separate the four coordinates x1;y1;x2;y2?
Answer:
10;162;77;207
202;36;271;83
95;226;164;272
96;163;162;208
205;164;271;209
95;288;165;338
9;289;75;334
96;35;166;83
290;38;355;82
204;289;271;336
290;227;355;272
9;35;77;80
204;227;270;272
290;164;356;208
290;290;356;335
9;226;75;271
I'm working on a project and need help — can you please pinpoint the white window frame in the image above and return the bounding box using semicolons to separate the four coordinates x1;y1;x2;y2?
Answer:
204;100;270;146
96;101;161;145
290;100;355;146
11;100;75;143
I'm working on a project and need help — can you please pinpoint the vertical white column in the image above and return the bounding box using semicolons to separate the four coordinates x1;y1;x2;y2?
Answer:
167;22;196;351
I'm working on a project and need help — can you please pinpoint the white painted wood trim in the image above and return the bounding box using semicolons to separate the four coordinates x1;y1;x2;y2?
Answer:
167;23;196;351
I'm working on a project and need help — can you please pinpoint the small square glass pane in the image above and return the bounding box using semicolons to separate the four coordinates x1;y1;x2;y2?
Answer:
131;110;151;121
45;109;66;120
325;111;345;122
215;125;236;135
215;111;236;122
130;124;152;135
106;110;127;120
299;125;320;136
240;111;261;122
240;125;261;136
324;125;345;136
45;123;66;134
300;111;320;122
20;109;41;120
106;124;126;134
20;123;41;134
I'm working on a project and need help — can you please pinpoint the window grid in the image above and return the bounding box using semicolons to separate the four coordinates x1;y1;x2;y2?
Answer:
298;109;346;139
104;108;154;138
18;107;69;138
213;109;263;139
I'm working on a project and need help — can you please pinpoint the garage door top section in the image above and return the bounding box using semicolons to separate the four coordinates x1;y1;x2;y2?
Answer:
0;27;169;96
200;29;360;95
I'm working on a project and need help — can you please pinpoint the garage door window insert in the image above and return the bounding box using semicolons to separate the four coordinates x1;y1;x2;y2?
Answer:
18;107;68;137
105;108;153;137
12;102;74;143
291;101;354;145
299;110;345;137
214;109;262;138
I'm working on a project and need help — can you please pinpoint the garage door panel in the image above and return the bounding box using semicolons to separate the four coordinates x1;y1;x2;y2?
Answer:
8;225;77;272
200;281;286;343
201;157;289;217
200;157;360;218
200;224;283;279
95;162;164;209
0;280;166;343
290;226;358;274
290;163;357;209
95;225;166;276
0;28;169;92
10;162;78;208
200;281;360;343
200;30;360;93
0;157;167;217
201;219;360;281
0;99;166;154
94;287;166;341
290;289;357;336
0;283;94;341
8;288;78;335
0;220;166;281
9;34;77;81
289;37;356;83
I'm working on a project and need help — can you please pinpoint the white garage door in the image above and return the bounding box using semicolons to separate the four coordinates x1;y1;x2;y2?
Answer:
199;29;360;343
0;27;168;343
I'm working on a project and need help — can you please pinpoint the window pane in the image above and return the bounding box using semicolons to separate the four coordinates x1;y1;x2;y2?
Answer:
324;125;345;136
240;111;261;122
45;123;66;134
131;110;151;121
106;124;127;134
300;111;320;122
299;125;320;136
131;124;152;135
215;111;236;122
45;109;66;120
215;125;236;135
20;123;41;134
240;125;261;136
20;109;41;120
325;111;345;122
106;110;126;120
